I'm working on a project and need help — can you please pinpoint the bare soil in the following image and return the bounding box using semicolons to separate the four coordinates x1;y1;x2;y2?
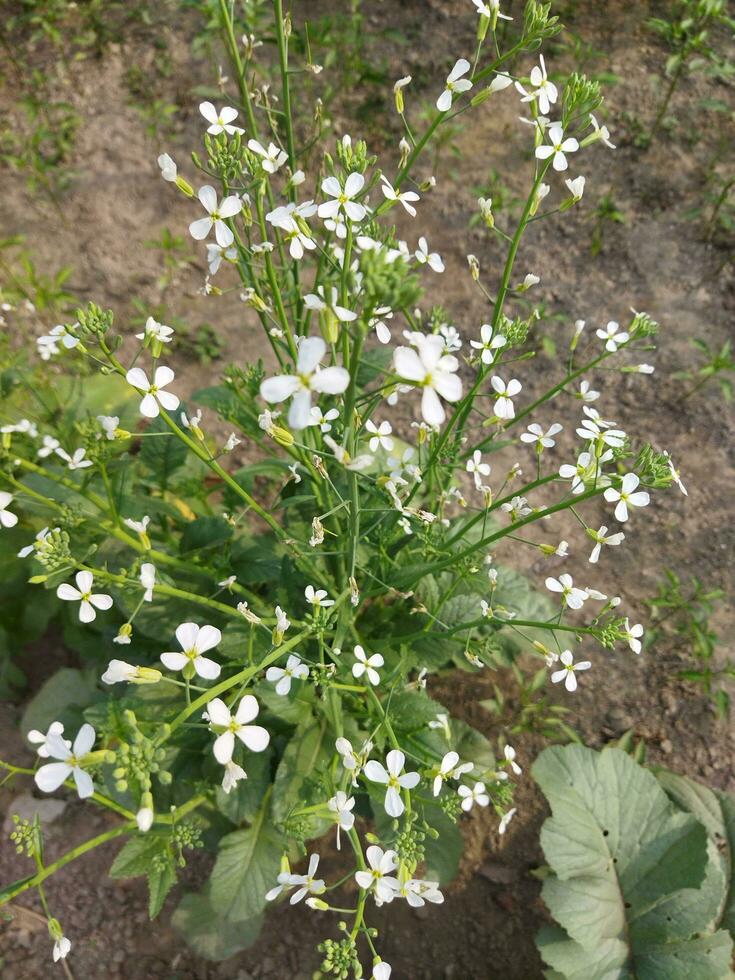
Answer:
1;1;734;978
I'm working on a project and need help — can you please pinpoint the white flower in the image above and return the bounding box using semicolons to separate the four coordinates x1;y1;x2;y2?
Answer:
370;306;394;344
37;435;60;458
489;71;513;91
491;376;522;420
222;761;248;794
565;175;586;201
433;751;473;796
414;236;444;272
160;622;222;680
535;124;579;172
206;242;238;274
393;334;462;427
140;562;156;601
267;854;326;904
57;571;113;623
136;805;154;832
364;749;420;817
664;451;687;496
189;185;242;247
157;153;177;181
266;202;317;259
380;175;420;216
372;962;392;980
260;336;349;430
199;101;243;135
622;618;644;655
520;422;562;449
305;584;335;608
35;723;96;799
124;516;150;535
266;654;309;695
437;58;472;112
588;524;625;563
499;807;517;835
355;845;399;904
458;781;489;811
97;415;119;440
473;0;512;21
466;450;491;489
501;495;532;520
470;324;506;365
596;320;629;352
589;113;616;149
0;491;18;528
545;573;588;610
126;365;180;419
101;660;161;685
206;695;269;764
304;285;356;323
309;406;339;432
27;721;69;758
578;379;600;402
365;420;394;453
37;324;79;359
135;316;174;344
55;447;93;470
504;745;522;775
248;139;288;174
559;450;609;494
53;936;72;962
328;790;356;848
352;645;384;686
603;473;650;522
318;172;366;222
551;650;591;691
522;55;558;115
224;432;241;452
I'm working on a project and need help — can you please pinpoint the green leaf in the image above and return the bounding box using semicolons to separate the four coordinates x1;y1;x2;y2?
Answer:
533;745;732;979
179;516;233;554
20;667;101;738
139;415;187;479
387;691;448;734
272;719;330;825
215;746;273;825
231;536;284;585
421;802;464;885
172;888;263;961
208;804;283;921
148;861;176;919
109;834;169;879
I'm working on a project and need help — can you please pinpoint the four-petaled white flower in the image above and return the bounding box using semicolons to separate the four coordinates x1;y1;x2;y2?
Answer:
206;694;269;764
559;450;609;494
604;473;650;522
304;285;357;324
565;175;586;201
97;415;119;440
491;376;522;420
199;101;243;135
414;236;444;272
393;334;462;427
535;124;579;172
589;113;616;149
160;622;222;680
260;336;349;430
328;790;356;848
352;645;384;686
364;749;420;817
355;845;399;904
622;618;644;655
309;406;339;433
380;175;420;216
189;185;242;246
520;422;562;449
305;584;335;608
126;365;180;419
433;751;473;796
458;781;490;811
248;139;288;174
466;450;491;489
55;447;93;470
266;654;309;695
366;420;394;453
518;54;557;115
551;650;591;691
136;317;174;345
596;320;629;352
318;172;367;222
27;721;69;758
588;524;625;563
53;935;72;962
35;723;96;799
57;571;113;623
267;853;326;904
0;491;18;528
545;573;588;610
437;58;473;112
470;324;506;365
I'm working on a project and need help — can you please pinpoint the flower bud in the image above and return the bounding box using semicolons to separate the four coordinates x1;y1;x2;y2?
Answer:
136;792;154;832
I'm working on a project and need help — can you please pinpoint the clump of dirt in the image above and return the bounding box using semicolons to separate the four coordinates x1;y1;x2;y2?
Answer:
1;1;734;977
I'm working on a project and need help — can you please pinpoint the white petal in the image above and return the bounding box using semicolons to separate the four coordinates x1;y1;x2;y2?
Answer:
297;336;327;374
35;762;72;793
238;725;270;752
195;656;221;679
161;651;188;671
235;694;259;724
198;185;218;214
189;216;213;240
73;767;95;799
207;698;232;726
214;731;235;764
312;367;350;395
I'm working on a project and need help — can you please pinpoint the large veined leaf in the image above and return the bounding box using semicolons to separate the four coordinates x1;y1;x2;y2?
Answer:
533;745;734;980
208;798;284;921
172;888;263;960
272;718;332;829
